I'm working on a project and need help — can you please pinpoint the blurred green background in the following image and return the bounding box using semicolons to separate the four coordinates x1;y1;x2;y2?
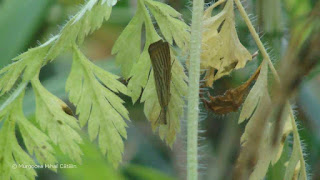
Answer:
0;0;319;179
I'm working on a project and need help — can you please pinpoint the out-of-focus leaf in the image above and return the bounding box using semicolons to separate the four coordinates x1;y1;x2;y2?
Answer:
0;0;52;67
60;138;124;180
126;164;176;180
239;60;268;124
238;60;294;179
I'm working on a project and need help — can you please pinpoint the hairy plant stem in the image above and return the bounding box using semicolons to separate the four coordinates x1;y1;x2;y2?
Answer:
187;0;204;179
235;0;307;179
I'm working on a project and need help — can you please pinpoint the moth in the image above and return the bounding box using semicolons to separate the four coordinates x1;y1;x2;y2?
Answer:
148;40;172;125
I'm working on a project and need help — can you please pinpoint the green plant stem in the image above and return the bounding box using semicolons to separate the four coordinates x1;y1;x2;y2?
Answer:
235;0;307;179
0;82;28;112
187;0;204;179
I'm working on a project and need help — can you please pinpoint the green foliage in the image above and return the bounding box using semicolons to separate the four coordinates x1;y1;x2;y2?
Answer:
46;0;112;60
141;54;187;145
0;93;55;179
0;0;113;96
112;0;189;80
60;138;125;180
112;6;145;80
66;46;129;167
32;77;83;163
145;0;189;51
126;164;176;180
113;0;189;145
0;0;130;178
0;0;311;179
0;42;52;96
0;118;37;180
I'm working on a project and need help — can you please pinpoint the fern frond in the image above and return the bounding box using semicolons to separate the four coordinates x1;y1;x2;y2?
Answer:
111;4;145;79
0;93;55;180
0;118;37;180
145;0;190;50
113;0;188;144
0;0;114;95
66;46;129;167
46;0;113;60
32;78;83;163
125;0;161;103
0;42;53;95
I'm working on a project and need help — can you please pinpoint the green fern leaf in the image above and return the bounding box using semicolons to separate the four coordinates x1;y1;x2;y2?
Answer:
11;92;57;168
145;0;190;50
66;46;129;167
126;0;161;103
0;120;37;180
32;78;83;163
17;116;57;168
111;7;144;79
0;94;38;180
0;41;53;96
0;0;114;95
114;0;188;144
46;0;113;60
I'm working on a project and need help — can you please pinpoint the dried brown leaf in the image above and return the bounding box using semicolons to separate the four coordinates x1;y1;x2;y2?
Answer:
201;0;252;87
203;64;261;114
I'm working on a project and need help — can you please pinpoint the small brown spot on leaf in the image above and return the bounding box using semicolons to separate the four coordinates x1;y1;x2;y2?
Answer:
57;120;63;125
217;19;226;33
61;104;74;116
42;145;46;149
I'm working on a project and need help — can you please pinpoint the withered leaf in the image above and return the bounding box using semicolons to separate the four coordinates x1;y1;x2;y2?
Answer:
203;64;261;114
201;0;252;87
